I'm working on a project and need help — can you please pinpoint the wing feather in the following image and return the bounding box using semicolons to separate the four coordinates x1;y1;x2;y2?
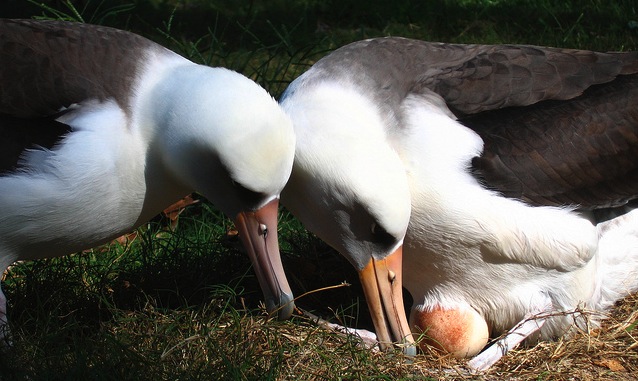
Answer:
468;75;638;209
288;37;638;209
0;19;165;117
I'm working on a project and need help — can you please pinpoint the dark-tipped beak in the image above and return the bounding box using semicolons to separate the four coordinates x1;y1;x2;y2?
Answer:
358;245;416;355
234;198;294;320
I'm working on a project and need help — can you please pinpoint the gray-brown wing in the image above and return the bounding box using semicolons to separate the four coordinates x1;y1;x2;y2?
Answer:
316;38;638;210
467;74;638;210
0;19;162;117
297;37;638;127
410;42;638;115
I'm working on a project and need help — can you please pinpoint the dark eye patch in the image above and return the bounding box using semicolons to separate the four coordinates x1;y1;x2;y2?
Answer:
371;221;397;248
232;180;269;210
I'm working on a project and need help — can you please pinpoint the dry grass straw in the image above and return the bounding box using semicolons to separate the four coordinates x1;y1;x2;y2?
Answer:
481;294;638;381
413;294;638;381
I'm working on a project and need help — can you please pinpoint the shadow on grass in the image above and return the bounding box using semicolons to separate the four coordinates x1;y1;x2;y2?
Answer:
0;201;399;380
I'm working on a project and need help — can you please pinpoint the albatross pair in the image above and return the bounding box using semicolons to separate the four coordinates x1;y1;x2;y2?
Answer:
2;18;638;369
0;19;296;335
280;37;638;365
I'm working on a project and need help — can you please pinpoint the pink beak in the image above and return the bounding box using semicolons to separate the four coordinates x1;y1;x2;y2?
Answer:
234;198;294;319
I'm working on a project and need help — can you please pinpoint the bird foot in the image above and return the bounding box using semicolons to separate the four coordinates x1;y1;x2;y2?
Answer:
301;309;379;350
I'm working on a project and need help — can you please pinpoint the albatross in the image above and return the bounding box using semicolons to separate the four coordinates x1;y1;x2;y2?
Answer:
0;19;296;336
280;37;638;364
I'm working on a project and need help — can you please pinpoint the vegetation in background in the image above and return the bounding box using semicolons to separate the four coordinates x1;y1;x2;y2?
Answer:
0;1;637;379
3;1;637;94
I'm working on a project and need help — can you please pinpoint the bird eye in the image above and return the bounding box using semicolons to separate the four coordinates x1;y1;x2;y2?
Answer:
231;179;269;209
370;221;396;248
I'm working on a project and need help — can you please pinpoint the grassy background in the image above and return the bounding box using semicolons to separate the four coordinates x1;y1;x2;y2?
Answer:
1;1;637;380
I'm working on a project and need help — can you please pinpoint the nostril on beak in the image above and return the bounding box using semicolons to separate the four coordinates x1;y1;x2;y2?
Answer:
259;223;268;237
388;270;396;283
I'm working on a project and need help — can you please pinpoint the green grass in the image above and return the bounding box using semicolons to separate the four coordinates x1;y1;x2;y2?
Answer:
1;1;638;380
0;205;415;380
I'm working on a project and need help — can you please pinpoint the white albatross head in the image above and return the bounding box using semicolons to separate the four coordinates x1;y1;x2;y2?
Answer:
280;82;415;353
143;64;297;318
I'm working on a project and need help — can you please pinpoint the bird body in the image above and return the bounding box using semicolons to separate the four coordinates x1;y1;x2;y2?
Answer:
281;37;638;359
400;103;603;352
0;19;296;333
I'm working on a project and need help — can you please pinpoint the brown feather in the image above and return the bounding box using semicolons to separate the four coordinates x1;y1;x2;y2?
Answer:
0;20;173;174
0;19;162;118
468;74;638;209
300;37;638;210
